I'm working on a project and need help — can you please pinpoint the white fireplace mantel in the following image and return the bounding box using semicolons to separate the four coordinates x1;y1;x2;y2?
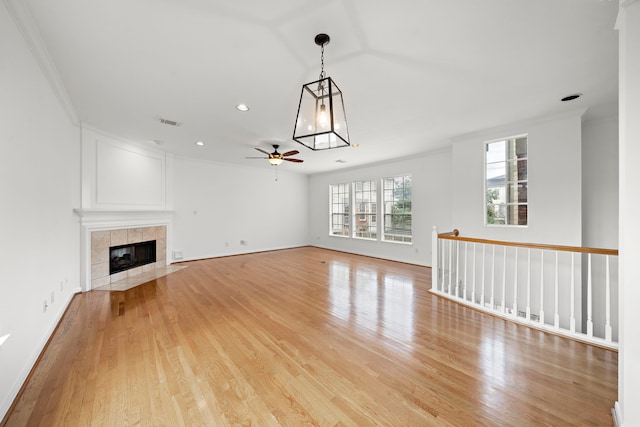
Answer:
74;209;174;228
74;209;174;291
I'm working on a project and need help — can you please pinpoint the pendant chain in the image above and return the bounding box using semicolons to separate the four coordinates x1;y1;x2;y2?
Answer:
319;44;326;80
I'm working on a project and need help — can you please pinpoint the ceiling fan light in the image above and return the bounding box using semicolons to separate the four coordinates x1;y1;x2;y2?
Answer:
268;158;284;166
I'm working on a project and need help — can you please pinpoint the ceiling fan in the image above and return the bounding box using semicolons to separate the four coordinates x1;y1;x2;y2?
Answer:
246;144;304;166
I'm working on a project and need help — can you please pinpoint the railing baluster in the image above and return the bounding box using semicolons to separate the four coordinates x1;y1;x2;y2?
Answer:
472;243;477;305
432;226;439;291
455;240;460;297
605;255;612;342
448;239;453;295
513;247;518;317
463;242;468;301
440;236;445;291
501;246;506;313
570;253;576;333
539;250;544;324
554;251;559;328
526;248;531;320
490;245;496;309
587;253;593;337
481;245;486;308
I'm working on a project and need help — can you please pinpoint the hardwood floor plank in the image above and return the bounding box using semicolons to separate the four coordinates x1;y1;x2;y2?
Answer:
2;247;617;426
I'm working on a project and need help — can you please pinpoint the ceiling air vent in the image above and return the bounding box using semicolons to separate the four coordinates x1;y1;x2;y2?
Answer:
159;118;181;127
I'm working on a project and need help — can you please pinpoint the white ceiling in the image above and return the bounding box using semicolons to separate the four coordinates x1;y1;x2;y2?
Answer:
22;0;618;174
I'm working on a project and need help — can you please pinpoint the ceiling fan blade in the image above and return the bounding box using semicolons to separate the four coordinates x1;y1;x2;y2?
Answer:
282;150;299;157
245;156;269;159
255;147;271;155
284;158;304;163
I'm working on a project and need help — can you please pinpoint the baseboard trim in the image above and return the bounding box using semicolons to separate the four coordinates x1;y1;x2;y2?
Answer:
612;401;622;427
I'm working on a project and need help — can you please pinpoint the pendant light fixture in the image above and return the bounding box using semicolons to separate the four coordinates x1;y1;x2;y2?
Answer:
293;33;350;150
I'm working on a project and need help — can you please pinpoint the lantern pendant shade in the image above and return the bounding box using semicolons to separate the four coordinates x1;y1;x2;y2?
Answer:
293;76;350;150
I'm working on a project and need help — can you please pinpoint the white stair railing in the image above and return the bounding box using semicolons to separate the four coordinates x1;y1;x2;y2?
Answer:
431;226;619;349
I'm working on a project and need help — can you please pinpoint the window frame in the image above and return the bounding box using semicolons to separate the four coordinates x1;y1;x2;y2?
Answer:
329;183;351;237
381;174;413;244
352;179;378;240
484;134;528;227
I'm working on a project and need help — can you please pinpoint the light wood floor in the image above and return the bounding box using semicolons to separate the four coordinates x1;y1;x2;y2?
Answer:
2;247;617;426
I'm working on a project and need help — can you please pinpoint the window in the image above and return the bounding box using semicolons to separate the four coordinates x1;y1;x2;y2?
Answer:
486;135;528;226
330;183;350;236
382;175;412;243
353;180;377;239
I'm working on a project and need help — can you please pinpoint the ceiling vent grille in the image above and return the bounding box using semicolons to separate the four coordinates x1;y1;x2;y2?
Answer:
159;118;181;127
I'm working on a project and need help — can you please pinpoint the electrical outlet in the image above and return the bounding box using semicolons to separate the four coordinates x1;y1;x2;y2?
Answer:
43;300;48;313
240;240;248;245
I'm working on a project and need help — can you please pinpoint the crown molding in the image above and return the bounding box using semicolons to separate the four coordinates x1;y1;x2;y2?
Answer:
613;0;640;31
616;0;640;29
450;107;588;144
620;0;639;7
3;0;79;125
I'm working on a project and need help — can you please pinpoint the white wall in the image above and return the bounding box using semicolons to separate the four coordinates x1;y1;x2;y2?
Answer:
0;2;81;420
451;110;584;246
617;1;640;425
582;115;619;249
449;111;585;329
172;157;309;261
308;149;453;267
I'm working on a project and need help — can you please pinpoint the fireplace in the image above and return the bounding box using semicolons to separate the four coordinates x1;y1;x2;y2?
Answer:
74;209;174;291
84;224;168;289
110;240;157;275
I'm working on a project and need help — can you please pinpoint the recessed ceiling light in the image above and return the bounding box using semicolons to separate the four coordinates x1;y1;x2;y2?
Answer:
195;141;205;146
352;143;360;148
236;104;249;112
561;93;582;102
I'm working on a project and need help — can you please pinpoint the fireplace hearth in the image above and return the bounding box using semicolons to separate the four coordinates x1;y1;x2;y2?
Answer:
110;240;156;275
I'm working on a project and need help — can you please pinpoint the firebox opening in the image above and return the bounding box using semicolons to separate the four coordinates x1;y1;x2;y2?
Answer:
110;240;157;275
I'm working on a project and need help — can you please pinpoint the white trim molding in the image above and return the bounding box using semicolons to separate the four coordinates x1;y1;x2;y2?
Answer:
612;401;622;427
3;0;79;125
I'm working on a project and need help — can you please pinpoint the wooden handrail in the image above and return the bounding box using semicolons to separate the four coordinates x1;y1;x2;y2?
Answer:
438;233;618;256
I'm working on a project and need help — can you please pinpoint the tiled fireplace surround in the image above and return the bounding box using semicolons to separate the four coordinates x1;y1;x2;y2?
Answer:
75;210;174;291
90;226;167;289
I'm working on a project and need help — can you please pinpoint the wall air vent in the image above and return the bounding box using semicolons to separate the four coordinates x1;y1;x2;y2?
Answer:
159;118;181;127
